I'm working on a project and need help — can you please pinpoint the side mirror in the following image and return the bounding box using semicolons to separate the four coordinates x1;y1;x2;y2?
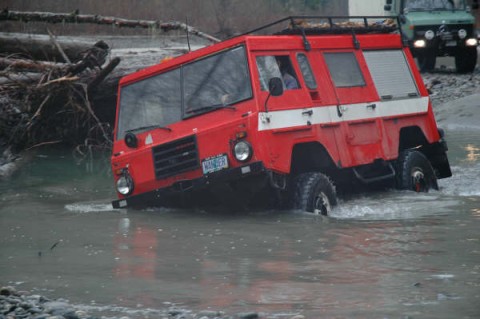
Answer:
268;77;283;97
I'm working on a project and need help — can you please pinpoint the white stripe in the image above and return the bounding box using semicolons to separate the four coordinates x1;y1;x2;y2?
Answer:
258;97;429;131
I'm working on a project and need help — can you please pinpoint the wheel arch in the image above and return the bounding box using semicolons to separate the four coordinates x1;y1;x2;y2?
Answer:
398;125;452;179
398;126;429;153
290;142;338;176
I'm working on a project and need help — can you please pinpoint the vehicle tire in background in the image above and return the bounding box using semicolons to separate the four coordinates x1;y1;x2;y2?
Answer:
417;48;437;72
455;47;477;73
292;172;337;215
396;150;438;192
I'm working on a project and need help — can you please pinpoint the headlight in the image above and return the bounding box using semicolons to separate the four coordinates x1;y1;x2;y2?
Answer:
414;39;426;48
458;29;467;39
425;30;435;40
233;141;253;162
466;38;478;46
116;172;134;195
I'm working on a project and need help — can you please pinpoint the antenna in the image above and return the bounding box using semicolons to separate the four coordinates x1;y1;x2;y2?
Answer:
185;16;191;52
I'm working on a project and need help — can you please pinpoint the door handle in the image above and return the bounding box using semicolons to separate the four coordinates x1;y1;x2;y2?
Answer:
336;105;343;117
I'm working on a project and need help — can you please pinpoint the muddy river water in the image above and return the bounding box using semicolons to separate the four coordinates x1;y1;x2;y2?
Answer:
1;128;479;319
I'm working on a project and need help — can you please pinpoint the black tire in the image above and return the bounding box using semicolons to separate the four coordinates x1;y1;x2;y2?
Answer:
455;47;477;73
292;172;337;215
417;48;437;72
396;150;438;192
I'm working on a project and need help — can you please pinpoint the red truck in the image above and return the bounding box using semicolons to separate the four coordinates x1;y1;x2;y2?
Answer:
111;16;452;214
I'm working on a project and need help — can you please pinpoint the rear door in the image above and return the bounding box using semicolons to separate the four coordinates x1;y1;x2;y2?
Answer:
321;50;383;167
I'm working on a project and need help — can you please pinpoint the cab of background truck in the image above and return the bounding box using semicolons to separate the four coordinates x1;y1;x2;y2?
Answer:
384;0;479;72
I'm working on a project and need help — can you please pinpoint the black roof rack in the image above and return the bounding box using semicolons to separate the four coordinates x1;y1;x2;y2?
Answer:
235;15;404;51
240;15;401;36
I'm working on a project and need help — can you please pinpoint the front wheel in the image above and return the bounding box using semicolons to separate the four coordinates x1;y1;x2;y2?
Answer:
292;172;337;215
396;150;438;192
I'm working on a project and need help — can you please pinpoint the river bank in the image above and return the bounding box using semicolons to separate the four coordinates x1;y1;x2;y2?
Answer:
0;285;302;319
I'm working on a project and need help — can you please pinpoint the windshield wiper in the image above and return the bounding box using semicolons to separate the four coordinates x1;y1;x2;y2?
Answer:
126;124;172;133
186;104;236;115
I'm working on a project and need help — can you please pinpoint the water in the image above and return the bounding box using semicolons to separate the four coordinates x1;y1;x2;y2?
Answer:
1;130;479;319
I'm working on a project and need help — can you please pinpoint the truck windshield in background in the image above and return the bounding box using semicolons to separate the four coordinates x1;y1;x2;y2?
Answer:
403;0;465;11
116;46;252;139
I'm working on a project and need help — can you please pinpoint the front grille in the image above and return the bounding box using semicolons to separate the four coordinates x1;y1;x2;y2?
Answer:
414;24;474;39
152;135;200;179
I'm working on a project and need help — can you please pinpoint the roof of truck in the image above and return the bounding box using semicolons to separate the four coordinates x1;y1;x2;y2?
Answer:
119;16;405;86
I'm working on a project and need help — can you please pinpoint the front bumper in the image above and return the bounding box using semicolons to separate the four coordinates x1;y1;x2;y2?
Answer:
112;161;265;209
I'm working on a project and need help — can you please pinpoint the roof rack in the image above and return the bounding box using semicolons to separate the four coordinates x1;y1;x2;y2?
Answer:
236;15;404;51
241;15;401;36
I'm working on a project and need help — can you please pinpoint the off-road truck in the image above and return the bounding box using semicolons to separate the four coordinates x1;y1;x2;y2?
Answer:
111;16;452;214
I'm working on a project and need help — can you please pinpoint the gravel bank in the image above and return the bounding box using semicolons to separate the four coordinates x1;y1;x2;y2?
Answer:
1;285;305;319
423;68;480;108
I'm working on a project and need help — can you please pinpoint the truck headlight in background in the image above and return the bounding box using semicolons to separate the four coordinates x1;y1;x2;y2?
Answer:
425;30;435;40
233;140;253;162
116;171;134;195
465;38;478;46
414;39;427;48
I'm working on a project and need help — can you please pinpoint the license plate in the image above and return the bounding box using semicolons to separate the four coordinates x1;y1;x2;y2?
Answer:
446;40;457;47
202;154;228;174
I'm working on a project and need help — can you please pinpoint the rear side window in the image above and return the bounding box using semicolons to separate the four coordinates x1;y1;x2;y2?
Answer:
297;53;317;89
324;52;365;88
363;50;419;100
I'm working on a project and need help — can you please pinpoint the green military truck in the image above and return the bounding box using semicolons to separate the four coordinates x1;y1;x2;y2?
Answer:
383;0;478;72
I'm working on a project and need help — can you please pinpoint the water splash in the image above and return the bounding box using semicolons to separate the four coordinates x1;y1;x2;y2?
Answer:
65;202;116;213
439;164;480;197
330;191;458;220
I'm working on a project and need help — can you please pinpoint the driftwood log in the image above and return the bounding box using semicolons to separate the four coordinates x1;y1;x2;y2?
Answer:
0;9;221;43
0;34;96;63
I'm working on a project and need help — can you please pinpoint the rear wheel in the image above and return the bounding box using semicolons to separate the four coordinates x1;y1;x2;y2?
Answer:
396;150;438;192
455;47;477;73
292;172;337;215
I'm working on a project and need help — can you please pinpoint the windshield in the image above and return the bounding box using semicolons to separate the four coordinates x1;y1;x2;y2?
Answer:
116;46;252;139
403;0;466;12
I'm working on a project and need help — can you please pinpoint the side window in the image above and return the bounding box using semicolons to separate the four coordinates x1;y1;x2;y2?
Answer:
297;53;317;89
363;50;419;100
324;52;365;88
256;55;300;91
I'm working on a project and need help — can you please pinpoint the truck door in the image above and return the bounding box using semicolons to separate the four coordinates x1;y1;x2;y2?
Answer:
321;50;384;167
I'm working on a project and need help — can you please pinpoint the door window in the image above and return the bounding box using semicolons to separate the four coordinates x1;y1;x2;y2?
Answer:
256;55;300;90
